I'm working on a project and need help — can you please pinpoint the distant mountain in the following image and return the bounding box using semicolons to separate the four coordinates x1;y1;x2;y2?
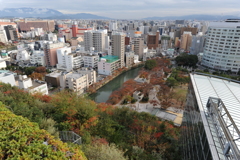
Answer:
0;7;63;18
0;7;111;19
46;13;111;20
143;14;240;21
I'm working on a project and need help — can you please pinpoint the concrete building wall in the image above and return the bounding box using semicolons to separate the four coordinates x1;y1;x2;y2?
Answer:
202;22;240;73
44;42;65;67
125;51;135;68
0;29;7;43
112;33;125;67
18;21;55;32
0;60;6;69
0;73;16;86
133;37;144;60
180;32;192;51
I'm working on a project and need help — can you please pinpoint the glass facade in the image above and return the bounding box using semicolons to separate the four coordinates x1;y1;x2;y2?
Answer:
181;82;213;160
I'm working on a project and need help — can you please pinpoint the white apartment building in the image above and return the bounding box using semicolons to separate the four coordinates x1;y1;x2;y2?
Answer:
17;75;48;95
125;51;135;68
77;68;96;86
143;48;157;61
98;55;121;75
16;49;30;61
57;47;84;71
112;32;125;68
84;30;107;52
202;20;240;73
30;50;45;66
0;71;16;86
109;22;117;31
83;54;99;68
59;71;91;94
0;58;6;69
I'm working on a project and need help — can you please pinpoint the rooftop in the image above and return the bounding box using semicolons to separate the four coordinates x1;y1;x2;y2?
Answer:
191;72;240;158
100;55;119;63
209;21;240;28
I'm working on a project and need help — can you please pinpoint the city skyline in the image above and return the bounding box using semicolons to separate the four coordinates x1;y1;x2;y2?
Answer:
0;0;240;19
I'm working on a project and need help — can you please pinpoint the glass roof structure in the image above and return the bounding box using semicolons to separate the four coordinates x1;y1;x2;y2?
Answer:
191;72;240;160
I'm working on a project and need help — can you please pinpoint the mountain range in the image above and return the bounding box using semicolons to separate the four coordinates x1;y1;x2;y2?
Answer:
0;8;239;20
0;7;111;19
143;15;240;21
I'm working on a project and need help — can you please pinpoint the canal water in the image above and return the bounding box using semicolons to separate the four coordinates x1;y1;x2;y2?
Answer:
90;67;142;103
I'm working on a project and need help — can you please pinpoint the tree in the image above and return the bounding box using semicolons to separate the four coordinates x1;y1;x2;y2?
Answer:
145;59;157;70
166;77;178;87
24;67;36;75
175;54;198;67
29;72;44;80
35;66;46;73
0;102;87;160
82;143;127;160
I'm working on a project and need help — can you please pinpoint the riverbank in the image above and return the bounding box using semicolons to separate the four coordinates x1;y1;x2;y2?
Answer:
87;63;144;94
89;64;143;103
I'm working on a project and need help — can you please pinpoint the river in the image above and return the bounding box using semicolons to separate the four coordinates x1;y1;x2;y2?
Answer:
90;67;142;103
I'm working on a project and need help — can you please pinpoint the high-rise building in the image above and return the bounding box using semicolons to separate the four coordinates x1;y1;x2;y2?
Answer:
133;37;144;60
84;30;106;52
56;47;84;71
180;31;192;51
125;51;135;68
202;20;240;73
182;72;240;160
112;32;125;67
93;31;106;52
44;42;65;67
4;25;18;41
190;32;205;55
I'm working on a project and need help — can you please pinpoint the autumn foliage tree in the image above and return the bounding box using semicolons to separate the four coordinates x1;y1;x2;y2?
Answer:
35;66;46;73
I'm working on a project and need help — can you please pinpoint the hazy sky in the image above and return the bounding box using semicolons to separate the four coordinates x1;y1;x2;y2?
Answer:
0;0;240;19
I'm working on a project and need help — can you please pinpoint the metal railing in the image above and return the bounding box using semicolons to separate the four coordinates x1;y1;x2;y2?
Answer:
207;97;240;160
59;131;82;145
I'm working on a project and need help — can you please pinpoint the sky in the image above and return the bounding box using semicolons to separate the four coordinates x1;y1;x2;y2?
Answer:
0;0;240;19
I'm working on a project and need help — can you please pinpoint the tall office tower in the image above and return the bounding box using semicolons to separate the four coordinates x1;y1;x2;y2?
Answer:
84;30;106;52
44;42;65;67
112;32;125;67
93;31;106;52
202;20;240;73
147;32;159;49
4;25;18;41
190;32;205;55
180;31;192;51
182;72;240;160
84;31;93;51
133;37;144;60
